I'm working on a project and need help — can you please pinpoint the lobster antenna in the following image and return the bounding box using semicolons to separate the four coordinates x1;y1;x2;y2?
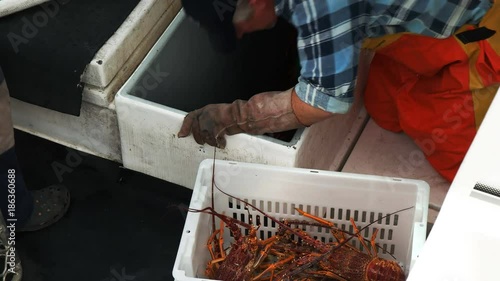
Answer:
213;182;317;236
211;147;217;233
285;206;413;277
213;178;392;248
213;180;408;254
285;220;399;260
327;207;413;255
188;206;253;229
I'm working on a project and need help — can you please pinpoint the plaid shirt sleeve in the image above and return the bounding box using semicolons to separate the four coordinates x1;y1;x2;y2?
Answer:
275;0;491;114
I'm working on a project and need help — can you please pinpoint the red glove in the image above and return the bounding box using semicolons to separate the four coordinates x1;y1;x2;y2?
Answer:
177;88;305;148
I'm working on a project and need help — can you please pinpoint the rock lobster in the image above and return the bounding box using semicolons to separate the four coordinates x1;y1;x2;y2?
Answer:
189;184;410;281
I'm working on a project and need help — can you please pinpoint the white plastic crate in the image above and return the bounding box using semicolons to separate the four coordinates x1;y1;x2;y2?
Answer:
173;159;430;281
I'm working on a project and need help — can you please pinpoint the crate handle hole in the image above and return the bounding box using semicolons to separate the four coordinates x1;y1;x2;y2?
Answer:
310;170;319;173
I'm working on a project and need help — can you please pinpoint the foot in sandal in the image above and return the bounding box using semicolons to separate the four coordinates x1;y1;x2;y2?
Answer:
17;185;70;232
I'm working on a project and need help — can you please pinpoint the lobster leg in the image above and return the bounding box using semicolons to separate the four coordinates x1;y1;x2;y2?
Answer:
252;255;294;281
252;236;279;271
206;229;220;259
272;252;323;280
349;218;381;257
370;228;380;256
295;208;334;227
205;219;227;277
294;208;390;257
349;218;373;256
207;218;225;260
293;208;348;243
294;209;362;253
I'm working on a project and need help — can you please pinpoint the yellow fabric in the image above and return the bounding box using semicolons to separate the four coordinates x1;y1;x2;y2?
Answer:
472;85;498;128
471;1;500;128
481;0;500;56
361;2;500;130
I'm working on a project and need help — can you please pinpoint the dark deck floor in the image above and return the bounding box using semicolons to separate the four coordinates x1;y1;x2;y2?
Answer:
14;130;192;281
13;130;434;281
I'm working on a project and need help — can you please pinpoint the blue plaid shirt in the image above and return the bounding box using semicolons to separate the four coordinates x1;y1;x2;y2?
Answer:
275;0;492;113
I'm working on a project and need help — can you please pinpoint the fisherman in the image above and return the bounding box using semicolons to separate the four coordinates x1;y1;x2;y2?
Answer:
178;0;500;182
0;66;71;278
0;67;70;231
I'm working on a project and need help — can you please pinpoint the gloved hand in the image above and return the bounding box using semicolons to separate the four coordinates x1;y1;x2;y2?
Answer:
177;88;305;148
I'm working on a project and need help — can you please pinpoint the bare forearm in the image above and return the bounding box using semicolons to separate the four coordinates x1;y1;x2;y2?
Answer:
291;88;334;126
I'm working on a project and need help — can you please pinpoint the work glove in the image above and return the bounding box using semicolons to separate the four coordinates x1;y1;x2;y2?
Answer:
177;88;304;148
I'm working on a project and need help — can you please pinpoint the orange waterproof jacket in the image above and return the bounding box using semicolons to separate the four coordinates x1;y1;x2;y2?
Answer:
363;2;500;182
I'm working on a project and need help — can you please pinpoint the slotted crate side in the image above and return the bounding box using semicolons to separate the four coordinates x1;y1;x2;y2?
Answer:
173;160;429;281
224;197;408;259
215;192;414;263
206;160;420;266
173;184;214;279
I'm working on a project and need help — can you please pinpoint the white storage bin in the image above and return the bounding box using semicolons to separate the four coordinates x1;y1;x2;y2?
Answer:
173;159;430;280
115;9;368;189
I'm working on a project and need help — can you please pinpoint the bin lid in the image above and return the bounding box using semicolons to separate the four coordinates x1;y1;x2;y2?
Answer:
0;0;50;18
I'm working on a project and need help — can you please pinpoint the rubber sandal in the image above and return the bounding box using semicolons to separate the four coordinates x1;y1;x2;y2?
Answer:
18;185;70;232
